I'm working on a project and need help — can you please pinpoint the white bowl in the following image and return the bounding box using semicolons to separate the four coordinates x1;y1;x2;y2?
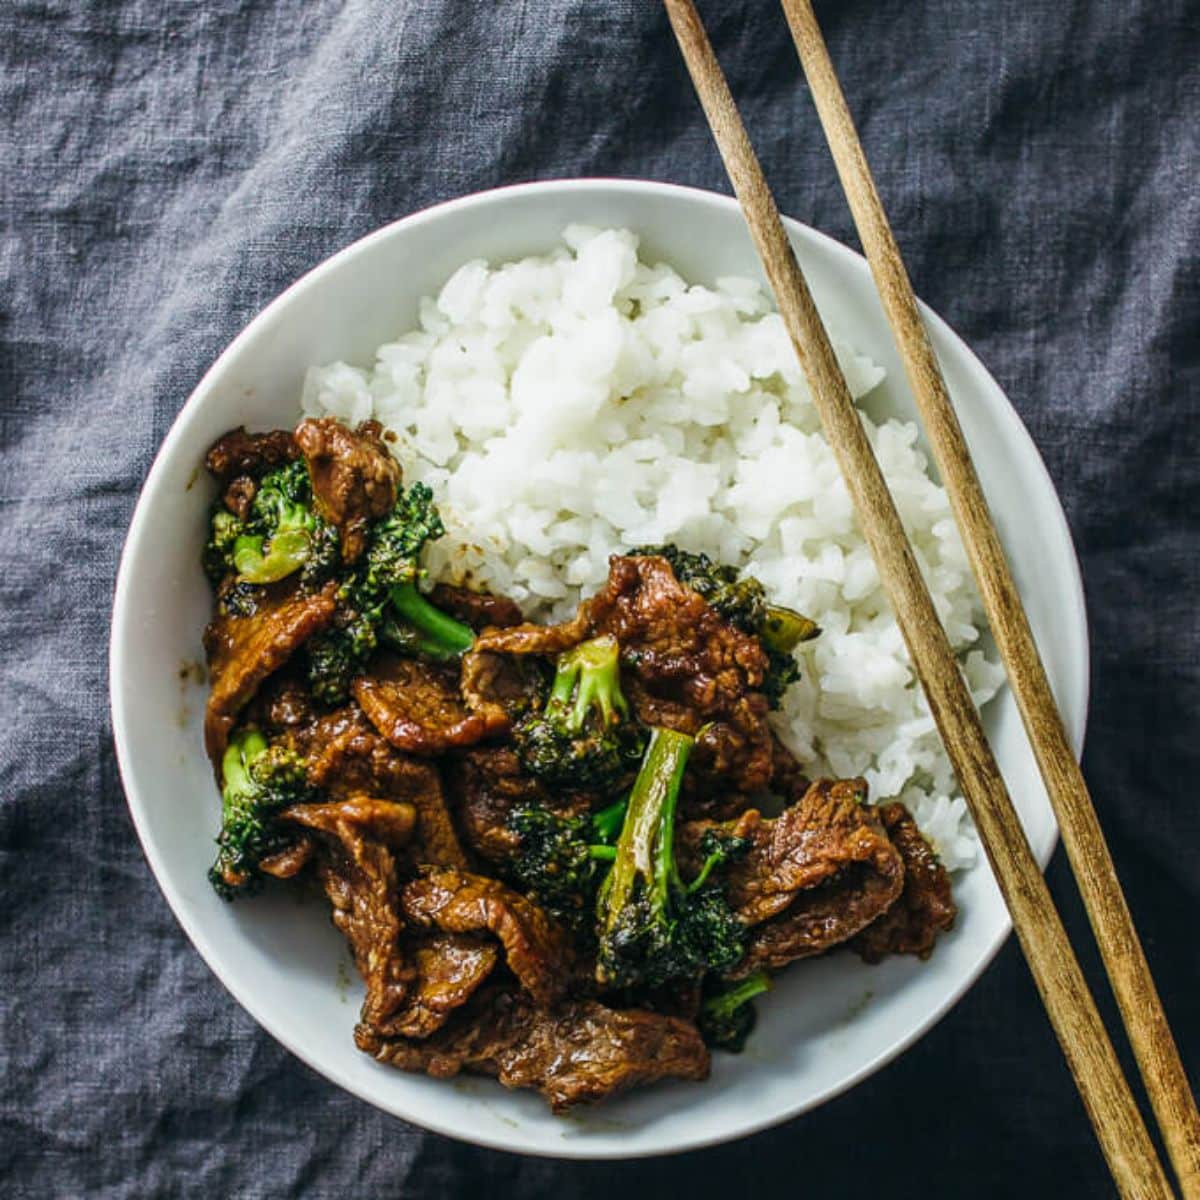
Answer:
110;179;1088;1159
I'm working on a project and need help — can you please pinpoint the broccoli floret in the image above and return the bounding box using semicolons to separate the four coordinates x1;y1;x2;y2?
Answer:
299;520;341;590
507;797;628;928
686;827;751;894
513;633;648;792
217;579;263;619
203;461;338;589
632;543;820;709
358;481;472;659
305;578;470;705
362;482;446;594
513;636;646;794
761;644;801;708
305;596;383;705
302;482;472;701
594;728;746;990
760;604;821;707
231;460;337;585
209;729;314;900
698;970;771;1052
204;508;246;584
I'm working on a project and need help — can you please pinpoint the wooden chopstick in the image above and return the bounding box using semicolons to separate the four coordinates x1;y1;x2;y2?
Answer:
778;2;1200;1194
661;2;1175;1196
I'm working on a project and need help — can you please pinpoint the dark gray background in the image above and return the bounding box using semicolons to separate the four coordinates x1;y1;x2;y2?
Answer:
2;1;1197;1196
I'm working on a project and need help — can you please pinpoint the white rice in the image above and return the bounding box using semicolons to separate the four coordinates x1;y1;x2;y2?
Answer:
302;225;1004;871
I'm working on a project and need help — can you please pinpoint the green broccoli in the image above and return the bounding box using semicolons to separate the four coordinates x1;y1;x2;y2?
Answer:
590;796;628;845
231;460;336;585
685;827;751;894
698;970;771;1052
594;728;746;990
209;729;315;900
506;797;628;928
760;604;822;707
512;635;646;794
217;580;264;619
298;521;342;590
380;582;474;662
204;508;246;584
203;460;338;590
759;646;800;709
305;605;382;706
362;481;447;594
303;482;473;702
364;483;472;660
632;543;820;708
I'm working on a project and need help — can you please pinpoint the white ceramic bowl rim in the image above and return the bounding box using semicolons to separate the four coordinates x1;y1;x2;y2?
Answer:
110;177;1088;1158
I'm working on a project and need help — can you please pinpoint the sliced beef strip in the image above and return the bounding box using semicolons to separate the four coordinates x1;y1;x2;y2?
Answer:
379;933;501;1040
459;644;553;735
401;866;570;1008
459;599;590;731
294;417;400;563
738;807;903;975
258;839;315;879
204;426;298;484
590;555;773;791
292;705;469;869
676;780;762;823
697;778;889;927
284;793;418;849
466;610;590;660
851;802;956;963
202;578;338;769
465;555;774;792
355;987;710;1113
672;733;809;866
428;583;524;632
678;778;905;976
444;745;590;867
731;853;903;977
281;797;501;1041
373;860;574;1040
353;653;505;757
281;796;418;1032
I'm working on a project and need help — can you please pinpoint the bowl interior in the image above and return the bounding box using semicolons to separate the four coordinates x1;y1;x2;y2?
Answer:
110;180;1087;1158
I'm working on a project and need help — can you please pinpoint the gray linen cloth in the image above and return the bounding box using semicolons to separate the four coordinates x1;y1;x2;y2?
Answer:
2;1;1196;1196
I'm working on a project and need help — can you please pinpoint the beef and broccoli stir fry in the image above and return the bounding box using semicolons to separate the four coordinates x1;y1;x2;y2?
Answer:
198;417;957;1112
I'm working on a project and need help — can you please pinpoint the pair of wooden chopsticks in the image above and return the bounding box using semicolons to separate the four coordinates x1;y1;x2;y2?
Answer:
663;2;1200;1197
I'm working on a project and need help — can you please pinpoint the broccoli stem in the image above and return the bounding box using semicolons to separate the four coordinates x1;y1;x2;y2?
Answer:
584;799;629;863
548;635;628;729
594;726;746;989
686;849;722;895
232;529;313;584
698;969;771;1053
703;969;770;1022
549;655;579;708
761;604;820;652
388;581;475;660
601;727;693;940
591;797;628;844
